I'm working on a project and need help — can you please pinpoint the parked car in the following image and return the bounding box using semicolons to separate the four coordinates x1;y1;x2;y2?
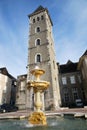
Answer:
0;106;4;113
0;104;18;113
75;99;83;107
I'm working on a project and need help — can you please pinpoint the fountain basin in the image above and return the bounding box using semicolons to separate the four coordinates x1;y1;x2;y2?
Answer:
27;80;50;91
31;69;45;76
0;116;87;130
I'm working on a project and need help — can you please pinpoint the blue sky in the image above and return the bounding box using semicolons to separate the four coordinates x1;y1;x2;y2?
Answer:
0;0;87;77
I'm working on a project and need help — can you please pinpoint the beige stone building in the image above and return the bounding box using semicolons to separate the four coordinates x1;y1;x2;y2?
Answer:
16;6;61;110
27;6;61;110
78;50;87;104
16;74;27;109
16;6;87;110
0;67;16;105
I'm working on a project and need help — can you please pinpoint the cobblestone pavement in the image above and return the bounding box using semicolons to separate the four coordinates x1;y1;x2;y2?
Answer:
0;108;87;119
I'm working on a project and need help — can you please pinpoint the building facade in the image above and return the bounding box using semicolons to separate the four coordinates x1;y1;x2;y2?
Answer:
16;74;27;109
78;50;87;104
16;6;61;110
0;67;16;105
16;6;87;110
58;61;84;107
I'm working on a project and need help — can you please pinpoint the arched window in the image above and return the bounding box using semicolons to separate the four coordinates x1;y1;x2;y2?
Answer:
37;17;40;21
36;27;40;33
37;54;40;62
35;54;42;63
33;18;35;23
41;15;44;20
35;39;41;46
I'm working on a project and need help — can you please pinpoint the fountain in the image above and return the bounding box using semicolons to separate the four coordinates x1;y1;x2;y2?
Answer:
27;66;50;125
1;66;86;130
0;68;86;130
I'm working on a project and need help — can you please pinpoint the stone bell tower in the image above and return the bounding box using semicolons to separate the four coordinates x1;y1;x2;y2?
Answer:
27;6;61;110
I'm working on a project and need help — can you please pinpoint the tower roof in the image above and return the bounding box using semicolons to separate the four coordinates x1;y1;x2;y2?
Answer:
33;5;45;13
28;5;45;17
28;5;53;26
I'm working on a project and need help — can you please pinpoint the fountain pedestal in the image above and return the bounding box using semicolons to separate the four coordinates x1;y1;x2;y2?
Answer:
27;66;50;125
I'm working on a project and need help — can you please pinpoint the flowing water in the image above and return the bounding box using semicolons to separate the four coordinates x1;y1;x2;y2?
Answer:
0;116;87;130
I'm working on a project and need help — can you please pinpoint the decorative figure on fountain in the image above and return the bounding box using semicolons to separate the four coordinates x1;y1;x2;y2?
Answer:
27;66;50;125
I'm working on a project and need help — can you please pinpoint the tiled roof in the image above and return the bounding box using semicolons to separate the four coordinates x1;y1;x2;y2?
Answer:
28;5;45;17
0;67;16;80
33;5;45;13
59;61;78;74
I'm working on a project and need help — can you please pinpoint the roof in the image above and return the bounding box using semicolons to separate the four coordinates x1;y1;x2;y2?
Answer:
0;67;16;80
17;74;27;81
78;50;87;69
17;74;27;78
33;5;45;13
28;5;53;26
82;50;87;56
59;60;78;74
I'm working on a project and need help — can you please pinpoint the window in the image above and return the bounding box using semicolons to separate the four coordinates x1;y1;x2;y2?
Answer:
37;17;40;21
41;15;44;20
35;54;42;63
37;54;41;62
64;93;69;102
63;88;68;93
33;18;35;23
73;92;78;100
70;76;76;84
72;87;77;92
36;27;40;33
62;77;67;85
36;39;41;45
20;81;25;91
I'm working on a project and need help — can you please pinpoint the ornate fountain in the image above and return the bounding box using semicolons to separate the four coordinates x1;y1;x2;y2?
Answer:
27;66;50;125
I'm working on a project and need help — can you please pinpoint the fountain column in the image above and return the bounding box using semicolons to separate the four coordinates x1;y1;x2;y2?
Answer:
27;66;50;125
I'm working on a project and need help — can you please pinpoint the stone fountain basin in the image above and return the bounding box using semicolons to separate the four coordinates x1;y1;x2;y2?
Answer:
27;80;50;91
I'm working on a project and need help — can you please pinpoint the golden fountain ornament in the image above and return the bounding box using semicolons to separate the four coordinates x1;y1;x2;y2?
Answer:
27;66;50;125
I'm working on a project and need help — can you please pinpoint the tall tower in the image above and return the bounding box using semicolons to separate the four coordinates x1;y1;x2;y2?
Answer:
27;6;61;110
